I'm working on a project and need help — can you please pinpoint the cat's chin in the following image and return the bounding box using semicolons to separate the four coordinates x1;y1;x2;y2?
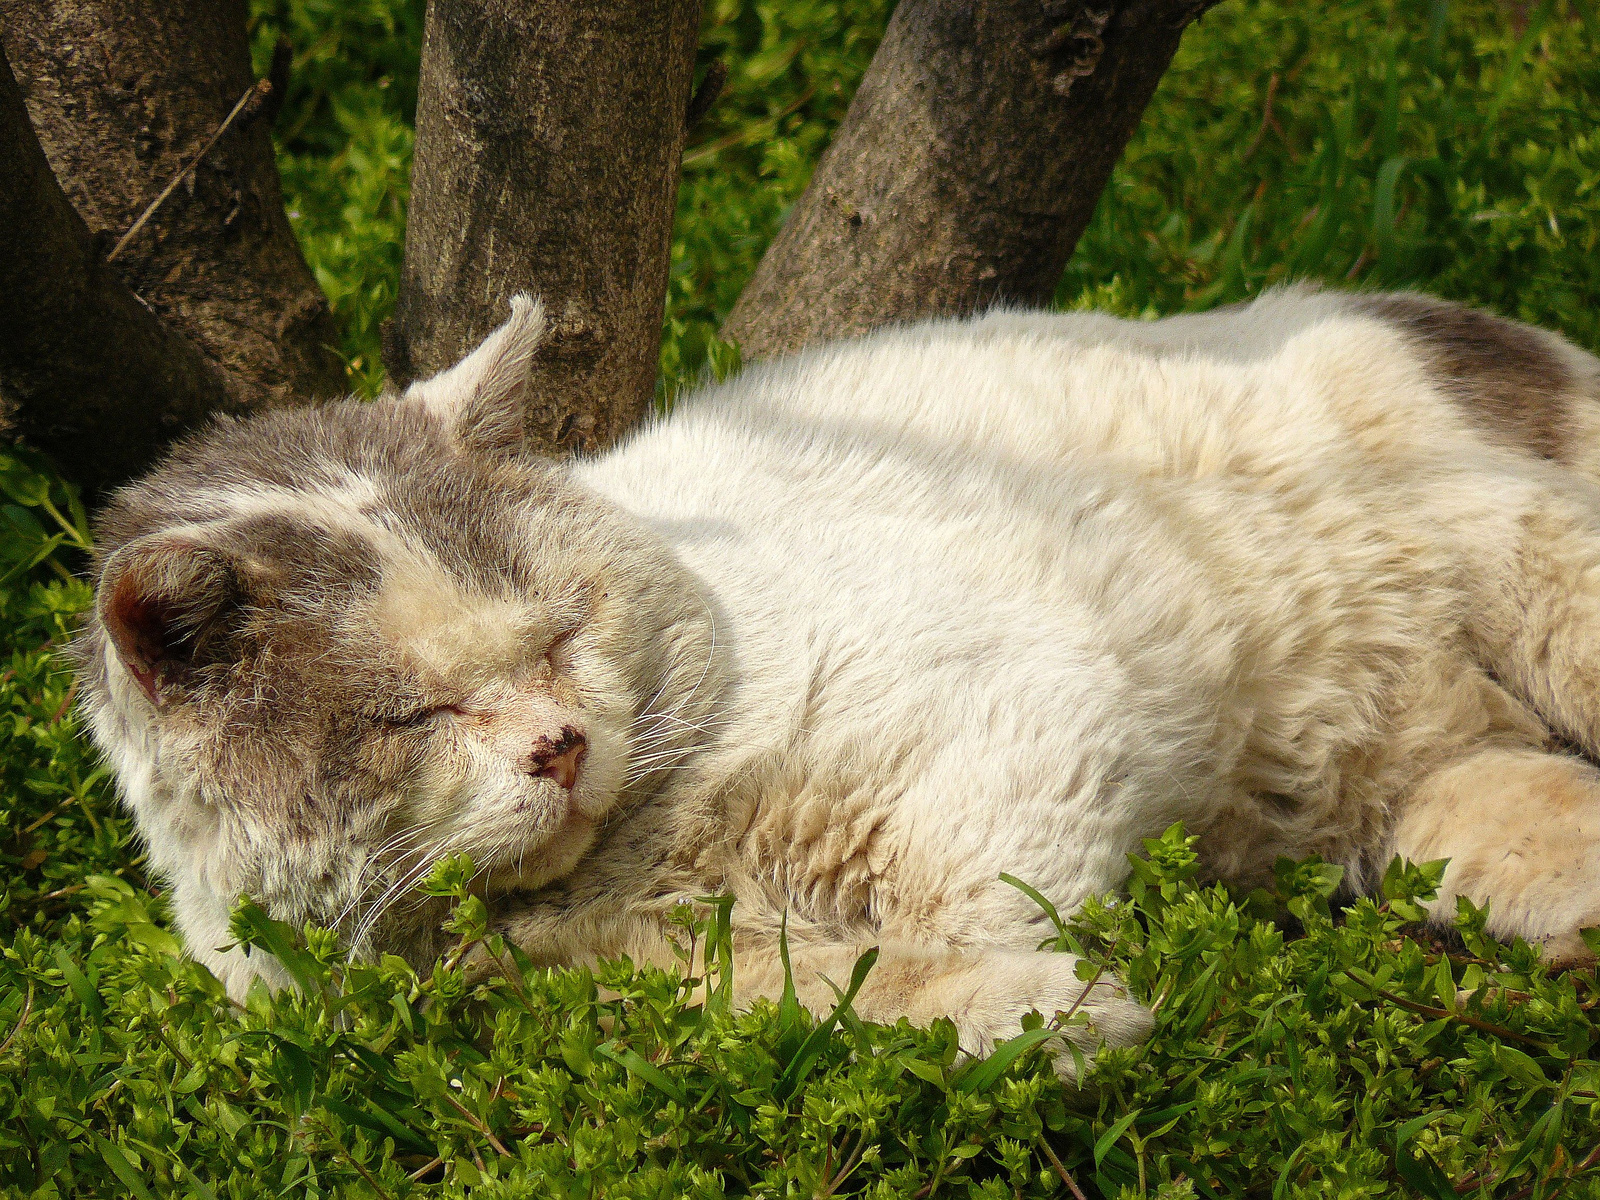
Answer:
486;809;597;892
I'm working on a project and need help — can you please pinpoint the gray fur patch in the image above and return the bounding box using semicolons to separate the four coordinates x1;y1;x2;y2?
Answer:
1349;291;1577;460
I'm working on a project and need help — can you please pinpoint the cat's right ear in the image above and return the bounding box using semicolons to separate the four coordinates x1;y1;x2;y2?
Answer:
96;537;248;707
401;294;546;457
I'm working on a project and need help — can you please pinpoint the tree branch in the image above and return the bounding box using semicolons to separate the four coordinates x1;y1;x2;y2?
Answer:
0;44;244;495
0;0;346;405
721;0;1222;359
385;0;702;456
385;0;700;457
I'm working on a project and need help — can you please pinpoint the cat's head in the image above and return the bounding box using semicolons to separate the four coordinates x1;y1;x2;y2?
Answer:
77;298;721;996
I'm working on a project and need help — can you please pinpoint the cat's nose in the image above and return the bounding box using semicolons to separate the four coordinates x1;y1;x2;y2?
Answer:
530;726;587;789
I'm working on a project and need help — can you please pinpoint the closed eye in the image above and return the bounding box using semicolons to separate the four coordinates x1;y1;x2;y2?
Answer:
384;703;464;729
545;626;580;668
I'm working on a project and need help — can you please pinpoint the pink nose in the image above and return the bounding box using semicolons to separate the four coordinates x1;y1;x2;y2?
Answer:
531;726;587;789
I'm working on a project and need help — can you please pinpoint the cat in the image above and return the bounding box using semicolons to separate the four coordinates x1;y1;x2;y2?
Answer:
79;285;1600;1074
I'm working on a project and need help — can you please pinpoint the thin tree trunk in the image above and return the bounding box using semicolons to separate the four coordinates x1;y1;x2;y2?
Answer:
0;0;347;404
721;0;1220;359
0;46;244;496
385;0;702;455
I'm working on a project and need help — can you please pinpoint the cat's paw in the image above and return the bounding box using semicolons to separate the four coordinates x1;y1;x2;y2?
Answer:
1397;749;1600;970
948;950;1153;1081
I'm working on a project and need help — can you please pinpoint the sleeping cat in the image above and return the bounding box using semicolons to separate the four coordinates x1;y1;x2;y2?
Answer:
80;286;1600;1073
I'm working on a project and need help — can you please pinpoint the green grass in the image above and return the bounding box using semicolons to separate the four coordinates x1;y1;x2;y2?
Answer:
1065;0;1600;351
4;0;1600;1195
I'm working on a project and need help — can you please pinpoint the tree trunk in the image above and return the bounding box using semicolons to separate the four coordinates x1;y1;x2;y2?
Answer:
0;0;347;405
0;45;245;496
385;0;701;456
721;0;1219;359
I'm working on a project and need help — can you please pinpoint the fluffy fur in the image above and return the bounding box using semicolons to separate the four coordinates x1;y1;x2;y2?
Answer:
79;286;1600;1071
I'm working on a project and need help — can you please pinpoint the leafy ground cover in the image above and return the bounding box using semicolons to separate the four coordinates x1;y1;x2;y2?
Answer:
4;0;1600;1194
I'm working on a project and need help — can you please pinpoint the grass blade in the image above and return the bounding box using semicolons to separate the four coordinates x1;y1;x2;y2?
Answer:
776;946;878;1100
596;1042;689;1105
953;1025;1063;1093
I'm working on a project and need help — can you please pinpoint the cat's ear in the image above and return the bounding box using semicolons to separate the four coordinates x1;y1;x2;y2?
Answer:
402;294;546;456
96;536;251;706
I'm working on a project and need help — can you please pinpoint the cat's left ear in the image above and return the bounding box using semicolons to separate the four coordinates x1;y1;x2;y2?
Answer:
402;294;546;456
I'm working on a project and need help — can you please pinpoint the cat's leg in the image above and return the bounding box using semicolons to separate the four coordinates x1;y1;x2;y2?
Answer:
731;937;1153;1078
1392;746;1600;964
1466;496;1600;758
490;895;1154;1078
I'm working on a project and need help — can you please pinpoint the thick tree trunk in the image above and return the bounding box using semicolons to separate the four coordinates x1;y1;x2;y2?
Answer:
0;46;244;495
0;0;347;405
386;0;701;455
722;0;1219;359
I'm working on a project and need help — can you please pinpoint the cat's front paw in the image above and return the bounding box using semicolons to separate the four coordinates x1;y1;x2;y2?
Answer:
948;949;1153;1080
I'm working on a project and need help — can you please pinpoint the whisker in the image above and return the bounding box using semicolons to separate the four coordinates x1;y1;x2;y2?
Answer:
347;830;455;952
332;816;454;930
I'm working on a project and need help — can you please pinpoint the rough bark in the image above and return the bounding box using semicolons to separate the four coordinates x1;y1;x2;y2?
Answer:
0;0;347;405
386;0;702;455
0;46;244;496
722;0;1220;359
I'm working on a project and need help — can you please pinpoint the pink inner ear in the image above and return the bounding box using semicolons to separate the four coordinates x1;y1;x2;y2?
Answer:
104;574;185;705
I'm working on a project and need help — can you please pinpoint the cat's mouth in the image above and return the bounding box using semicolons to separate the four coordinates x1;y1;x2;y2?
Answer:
467;721;623;876
508;771;596;843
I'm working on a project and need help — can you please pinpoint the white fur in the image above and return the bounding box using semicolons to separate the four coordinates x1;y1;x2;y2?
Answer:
546;287;1600;1059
